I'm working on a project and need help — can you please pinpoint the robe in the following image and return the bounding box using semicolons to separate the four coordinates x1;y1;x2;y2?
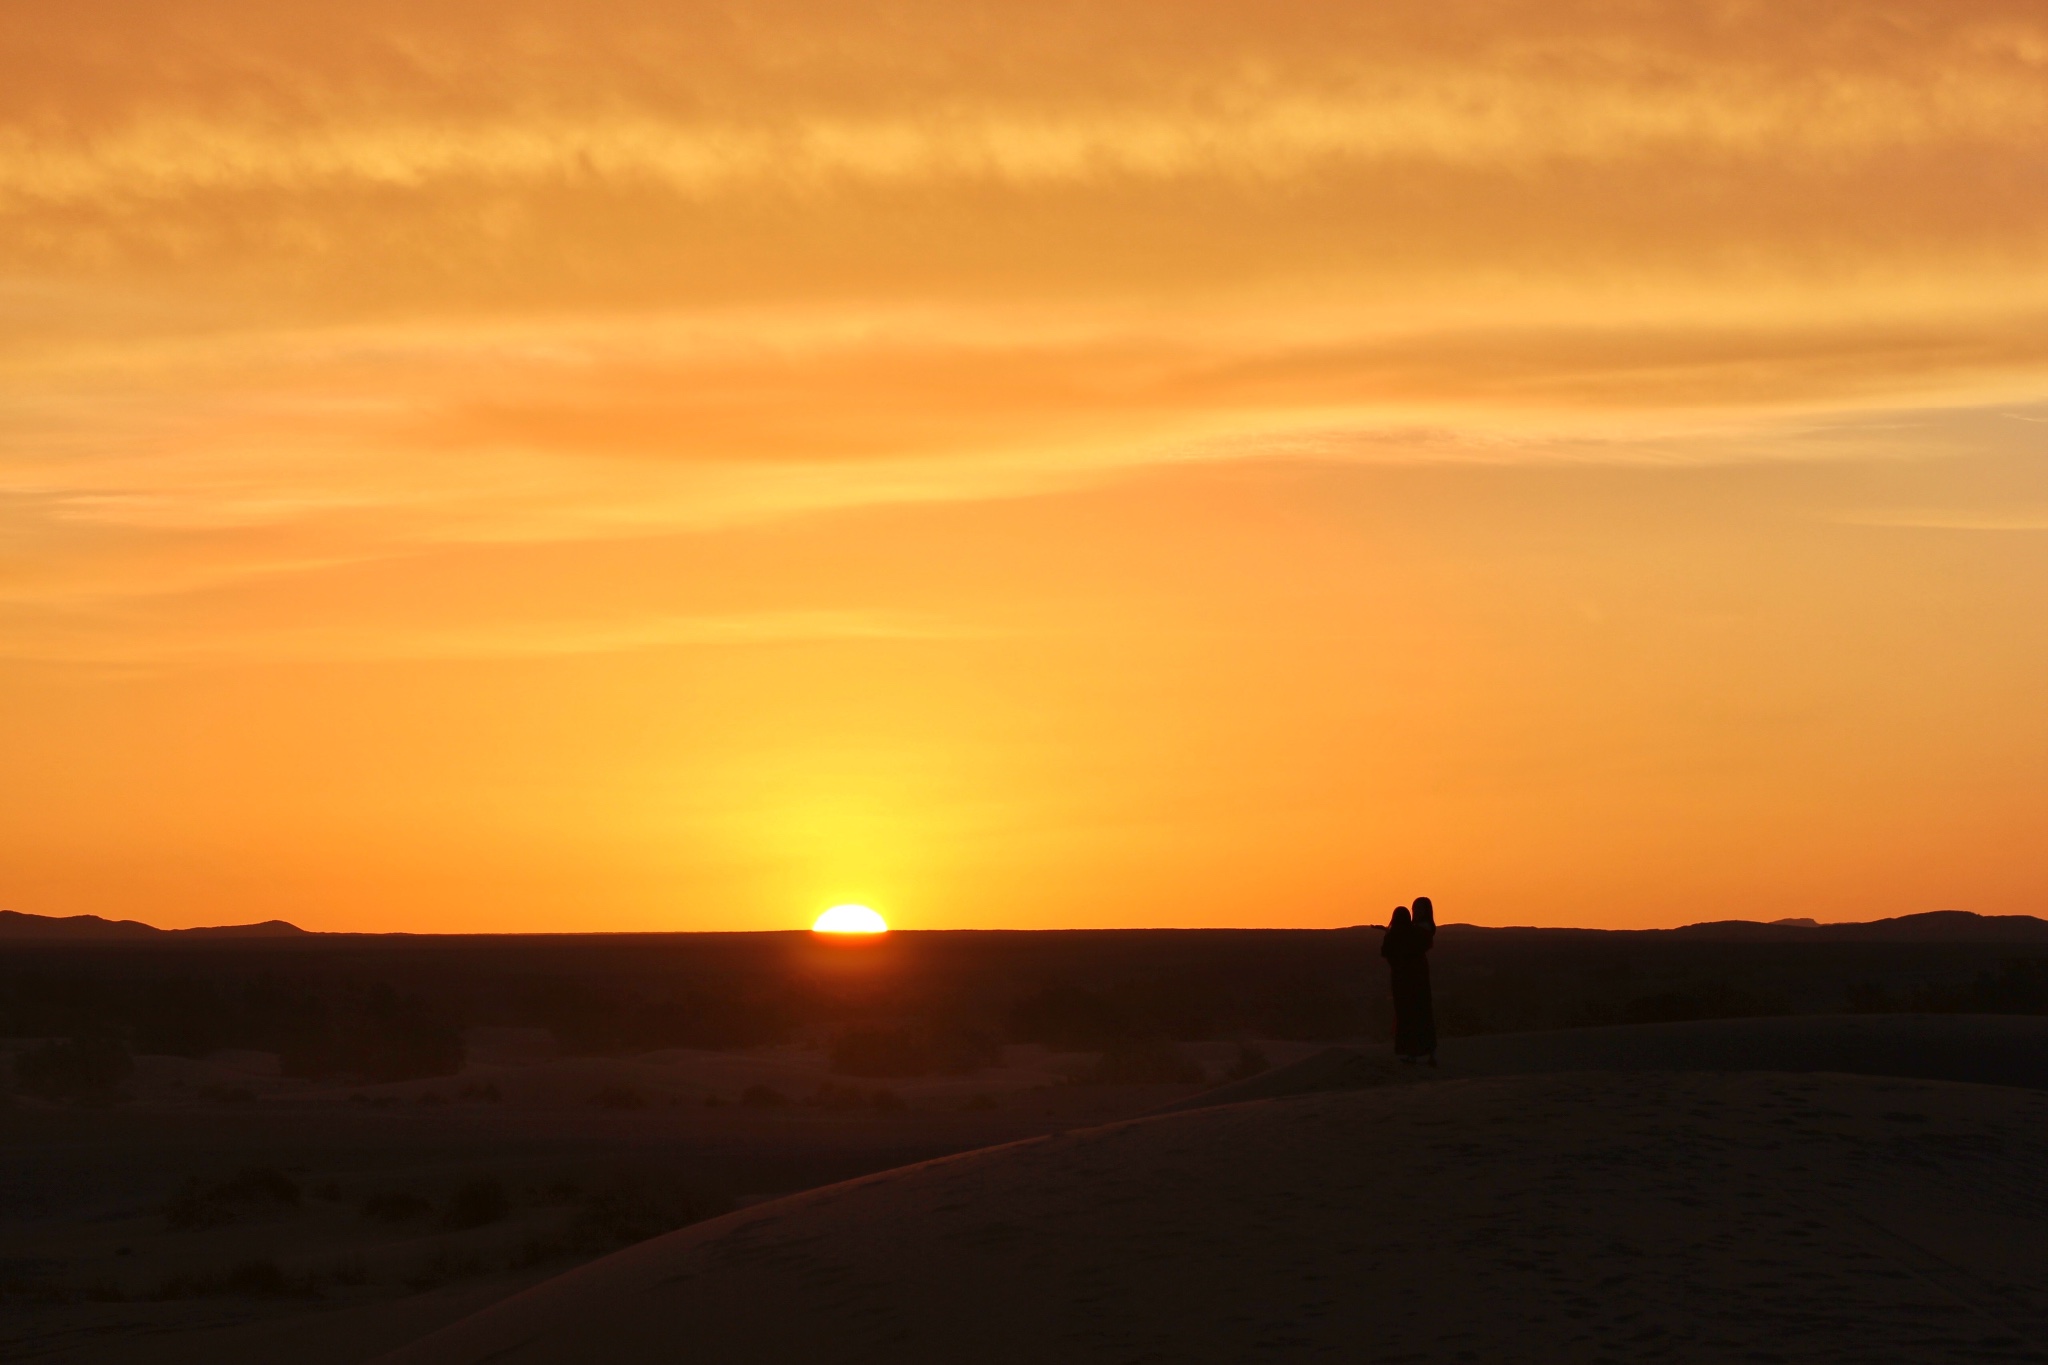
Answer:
1381;920;1436;1058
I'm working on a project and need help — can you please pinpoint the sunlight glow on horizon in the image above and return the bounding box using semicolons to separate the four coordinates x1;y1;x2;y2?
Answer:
812;905;889;935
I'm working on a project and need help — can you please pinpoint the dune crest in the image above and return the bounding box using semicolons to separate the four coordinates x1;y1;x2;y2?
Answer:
380;1068;2048;1364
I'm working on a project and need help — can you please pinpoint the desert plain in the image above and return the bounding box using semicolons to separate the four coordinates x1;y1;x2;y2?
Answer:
6;920;2048;1363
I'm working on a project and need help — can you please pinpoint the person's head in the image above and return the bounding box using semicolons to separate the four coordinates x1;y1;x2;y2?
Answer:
1389;905;1411;929
1412;897;1433;927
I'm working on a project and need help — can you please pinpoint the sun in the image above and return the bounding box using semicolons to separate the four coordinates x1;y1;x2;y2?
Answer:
812;904;888;934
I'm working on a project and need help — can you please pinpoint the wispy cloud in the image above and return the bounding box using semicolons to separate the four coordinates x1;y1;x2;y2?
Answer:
0;606;970;668
1833;509;2048;530
12;2;2048;199
5;4;2048;669
9;73;2046;207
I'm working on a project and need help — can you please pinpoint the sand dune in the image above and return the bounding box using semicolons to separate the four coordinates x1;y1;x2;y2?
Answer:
382;1053;2048;1361
0;1040;1211;1364
20;1016;2048;1362
1451;1013;2048;1090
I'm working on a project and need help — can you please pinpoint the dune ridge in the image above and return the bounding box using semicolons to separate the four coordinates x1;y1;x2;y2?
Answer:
381;1030;2048;1363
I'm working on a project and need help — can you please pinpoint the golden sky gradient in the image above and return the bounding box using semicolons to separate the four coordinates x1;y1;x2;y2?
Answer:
4;1;2046;931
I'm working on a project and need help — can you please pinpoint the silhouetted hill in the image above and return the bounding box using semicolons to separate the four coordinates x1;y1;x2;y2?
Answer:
0;911;161;939
171;918;306;938
0;910;305;939
1428;909;2048;943
1664;910;2048;942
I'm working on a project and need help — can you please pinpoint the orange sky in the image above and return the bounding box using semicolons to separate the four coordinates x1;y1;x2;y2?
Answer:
4;1;2046;931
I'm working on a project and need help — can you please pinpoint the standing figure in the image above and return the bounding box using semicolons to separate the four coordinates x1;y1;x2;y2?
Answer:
1409;896;1437;1063
1381;898;1438;1065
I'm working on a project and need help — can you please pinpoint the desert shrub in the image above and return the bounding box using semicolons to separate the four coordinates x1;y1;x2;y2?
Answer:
13;1036;133;1101
360;1190;430;1223
1912;958;2048;1013
1232;970;1377;1040
516;1174;732;1267
809;1081;868;1109
224;1260;292;1297
740;1084;786;1108
830;1026;935;1077
831;1024;1000;1078
278;983;462;1084
320;1258;368;1288
524;973;796;1054
226;1167;298;1203
444;1177;509;1229
164;1167;300;1229
402;1250;483;1292
1621;986;1764;1025
157;1258;304;1300
1079;1041;1203;1085
1005;986;1135;1050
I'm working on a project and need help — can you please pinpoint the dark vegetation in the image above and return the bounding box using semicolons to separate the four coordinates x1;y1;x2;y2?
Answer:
443;1177;510;1230
1;966;462;1084
0;1167;732;1306
4;917;2046;1096
165;1167;301;1229
1426;927;2048;1036
830;1022;1001;1077
12;1035;134;1100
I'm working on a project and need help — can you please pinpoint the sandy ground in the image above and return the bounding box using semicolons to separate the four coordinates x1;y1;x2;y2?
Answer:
12;1018;2048;1362
1154;1014;2048;1116
1;1040;1287;1363
1450;1014;2048;1090
384;1066;2048;1364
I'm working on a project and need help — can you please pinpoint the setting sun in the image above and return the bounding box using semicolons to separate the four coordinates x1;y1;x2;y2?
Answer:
812;905;888;935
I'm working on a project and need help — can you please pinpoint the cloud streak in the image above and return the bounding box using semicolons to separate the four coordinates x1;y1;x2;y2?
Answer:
10;71;2047;207
0;605;968;668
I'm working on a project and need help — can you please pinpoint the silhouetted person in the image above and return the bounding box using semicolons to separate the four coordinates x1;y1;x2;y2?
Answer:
1381;898;1437;1065
1409;896;1437;1063
1412;896;1435;950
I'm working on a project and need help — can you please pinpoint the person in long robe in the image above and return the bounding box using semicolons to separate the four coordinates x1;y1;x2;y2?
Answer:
1408;896;1437;1063
1380;900;1438;1064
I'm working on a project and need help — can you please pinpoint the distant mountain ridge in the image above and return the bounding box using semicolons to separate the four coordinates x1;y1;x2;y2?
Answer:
1444;910;2048;943
0;910;304;939
2;907;2042;941
1665;910;2048;942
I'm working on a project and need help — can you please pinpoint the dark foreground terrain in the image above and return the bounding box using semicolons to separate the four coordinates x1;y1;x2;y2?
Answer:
4;913;2046;1361
0;1040;1232;1363
389;1062;2048;1365
6;910;2047;1085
